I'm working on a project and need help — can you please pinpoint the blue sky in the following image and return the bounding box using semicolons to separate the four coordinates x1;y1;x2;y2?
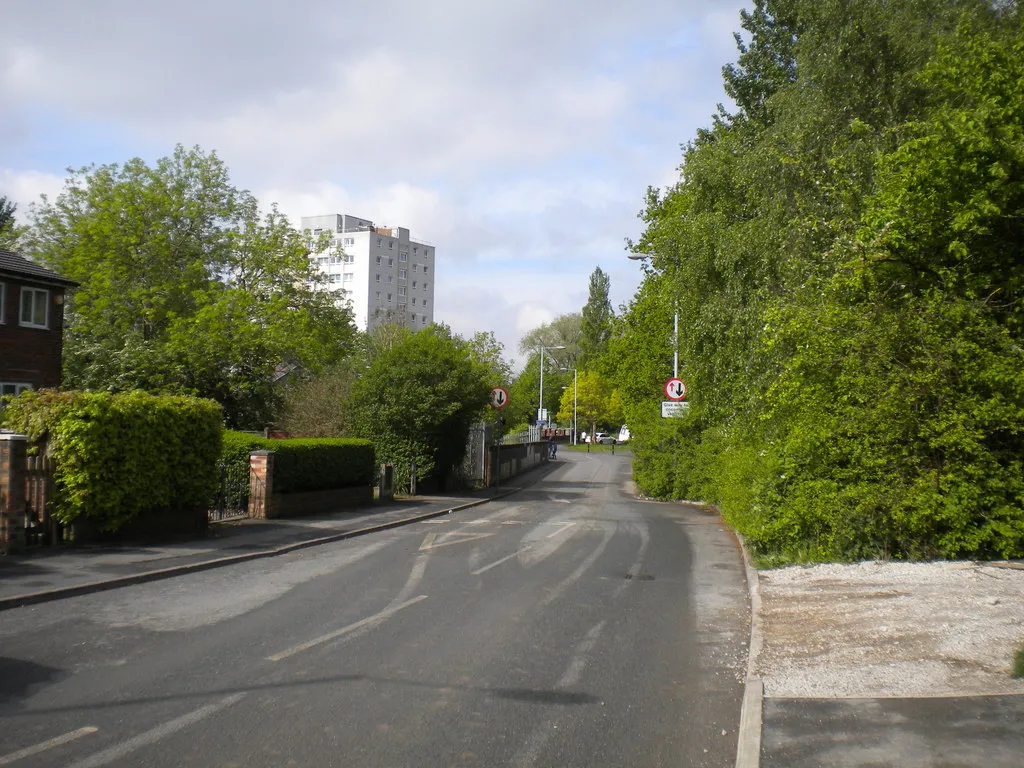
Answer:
1;0;747;368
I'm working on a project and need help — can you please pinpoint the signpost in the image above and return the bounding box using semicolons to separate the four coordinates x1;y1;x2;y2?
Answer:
489;387;509;409
664;378;687;401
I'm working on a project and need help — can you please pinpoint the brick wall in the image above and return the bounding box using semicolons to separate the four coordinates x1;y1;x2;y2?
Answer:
0;279;67;389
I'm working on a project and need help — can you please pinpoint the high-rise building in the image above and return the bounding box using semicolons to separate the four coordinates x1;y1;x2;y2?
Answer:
301;213;436;332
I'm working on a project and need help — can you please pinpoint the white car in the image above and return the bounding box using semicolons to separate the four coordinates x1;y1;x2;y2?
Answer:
593;432;616;445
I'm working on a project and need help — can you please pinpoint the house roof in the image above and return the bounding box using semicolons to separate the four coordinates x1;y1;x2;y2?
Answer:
0;249;79;288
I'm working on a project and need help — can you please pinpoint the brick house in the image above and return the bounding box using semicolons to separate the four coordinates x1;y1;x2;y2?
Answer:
0;249;79;397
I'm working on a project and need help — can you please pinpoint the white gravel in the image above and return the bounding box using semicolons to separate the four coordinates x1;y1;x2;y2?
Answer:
753;560;1024;698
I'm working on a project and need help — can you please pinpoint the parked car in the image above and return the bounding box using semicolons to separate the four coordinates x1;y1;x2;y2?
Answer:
594;432;616;445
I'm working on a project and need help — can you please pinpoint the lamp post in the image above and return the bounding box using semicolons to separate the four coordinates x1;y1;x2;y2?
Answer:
537;345;566;426
559;367;578;445
628;253;678;378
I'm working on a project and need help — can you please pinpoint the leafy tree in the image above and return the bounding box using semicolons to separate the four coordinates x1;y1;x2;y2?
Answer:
0;196;15;234
280;360;362;438
23;145;355;427
578;267;613;369
349;325;491;490
557;369;618;443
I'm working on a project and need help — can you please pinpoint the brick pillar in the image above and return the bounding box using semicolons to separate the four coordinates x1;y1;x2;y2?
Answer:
0;434;28;554
249;450;276;520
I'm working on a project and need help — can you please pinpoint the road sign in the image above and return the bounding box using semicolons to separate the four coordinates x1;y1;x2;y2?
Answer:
661;400;690;418
489;387;509;409
664;378;687;401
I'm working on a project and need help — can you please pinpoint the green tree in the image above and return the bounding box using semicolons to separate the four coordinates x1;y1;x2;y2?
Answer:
0;196;15;233
23;145;355;427
558;369;616;444
578;267;613;369
349;325;491;490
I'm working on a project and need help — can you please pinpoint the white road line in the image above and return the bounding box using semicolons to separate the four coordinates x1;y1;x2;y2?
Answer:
0;727;98;766
65;695;244;768
545;522;575;539
471;550;522;575
540;525;614;606
267;595;428;662
418;532;494;551
557;620;606;687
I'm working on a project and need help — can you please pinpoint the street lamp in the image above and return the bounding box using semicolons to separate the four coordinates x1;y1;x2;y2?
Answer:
558;367;578;445
537;345;566;426
628;252;678;378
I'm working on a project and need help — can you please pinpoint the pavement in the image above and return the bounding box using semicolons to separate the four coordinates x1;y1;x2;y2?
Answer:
2;463;1021;767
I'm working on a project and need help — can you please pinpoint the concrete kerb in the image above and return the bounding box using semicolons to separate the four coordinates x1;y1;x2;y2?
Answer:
735;534;764;768
0;479;536;613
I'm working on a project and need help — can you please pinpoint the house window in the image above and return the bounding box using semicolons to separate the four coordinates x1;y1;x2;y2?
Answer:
399;269;407;279
1;383;32;401
20;287;49;329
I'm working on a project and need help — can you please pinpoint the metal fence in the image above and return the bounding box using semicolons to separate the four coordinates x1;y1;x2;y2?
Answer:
207;460;250;522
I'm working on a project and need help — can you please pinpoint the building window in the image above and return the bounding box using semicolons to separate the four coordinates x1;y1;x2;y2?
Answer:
376;291;381;300
398;286;406;297
1;382;32;398
20;287;49;329
328;274;341;284
399;269;407;279
342;273;353;282
343;253;354;263
376;255;382;265
388;241;393;250
412;281;417;288
388;258;394;267
387;293;392;302
413;246;418;254
375;274;381;283
399;251;408;262
422;317;427;326
344;237;355;246
317;256;329;265
377;237;383;247
424;282;429;291
422;299;428;308
423;266;429;274
412;298;417;306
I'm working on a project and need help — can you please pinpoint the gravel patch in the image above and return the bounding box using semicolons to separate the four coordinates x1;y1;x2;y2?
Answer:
754;561;1024;698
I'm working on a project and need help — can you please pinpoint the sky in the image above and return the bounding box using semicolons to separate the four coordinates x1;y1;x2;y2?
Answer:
0;0;748;369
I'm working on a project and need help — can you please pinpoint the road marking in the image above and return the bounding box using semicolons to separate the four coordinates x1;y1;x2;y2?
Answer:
500;520;524;525
66;696;244;768
471;550;525;575
0;727;98;766
545;522;575;539
418;532;495;551
267;595;428;662
419;519;450;524
541;525;614;606
558;620;606;687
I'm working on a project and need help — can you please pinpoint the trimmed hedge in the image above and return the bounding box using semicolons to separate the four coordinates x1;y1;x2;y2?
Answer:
1;390;222;531
221;431;375;494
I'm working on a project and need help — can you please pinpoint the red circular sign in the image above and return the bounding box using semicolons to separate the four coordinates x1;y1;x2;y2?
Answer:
664;378;687;401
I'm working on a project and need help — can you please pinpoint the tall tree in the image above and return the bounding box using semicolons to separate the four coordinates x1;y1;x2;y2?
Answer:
349;325;491;490
578;267;613;368
24;145;356;427
0;196;15;234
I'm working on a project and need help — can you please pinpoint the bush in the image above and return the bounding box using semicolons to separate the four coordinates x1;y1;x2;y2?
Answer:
220;430;375;495
1014;647;1024;680
2;389;222;531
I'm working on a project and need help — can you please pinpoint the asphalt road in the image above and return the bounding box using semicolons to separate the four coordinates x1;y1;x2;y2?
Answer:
0;451;749;768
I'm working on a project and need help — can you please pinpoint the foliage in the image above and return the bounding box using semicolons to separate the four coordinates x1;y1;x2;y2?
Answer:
219;430;374;503
22;145;356;428
279;360;362;438
349;325;491;489
2;389;222;531
0;196;14;233
618;0;1024;562
1014;647;1024;679
556;369;620;441
578;267;614;369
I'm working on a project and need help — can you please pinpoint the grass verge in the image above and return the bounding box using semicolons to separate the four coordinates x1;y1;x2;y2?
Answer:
1013;647;1024;679
563;443;632;455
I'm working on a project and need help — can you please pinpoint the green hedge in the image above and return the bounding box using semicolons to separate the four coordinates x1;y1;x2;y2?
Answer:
1;390;222;531
221;431;375;494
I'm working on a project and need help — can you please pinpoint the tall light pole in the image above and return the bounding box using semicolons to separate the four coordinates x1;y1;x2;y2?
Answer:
559;367;578;444
628;253;678;378
537;345;566;426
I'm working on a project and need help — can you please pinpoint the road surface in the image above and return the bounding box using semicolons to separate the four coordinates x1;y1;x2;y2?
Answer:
0;451;749;767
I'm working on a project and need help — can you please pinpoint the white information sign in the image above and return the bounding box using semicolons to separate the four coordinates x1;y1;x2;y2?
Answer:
661;400;690;418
